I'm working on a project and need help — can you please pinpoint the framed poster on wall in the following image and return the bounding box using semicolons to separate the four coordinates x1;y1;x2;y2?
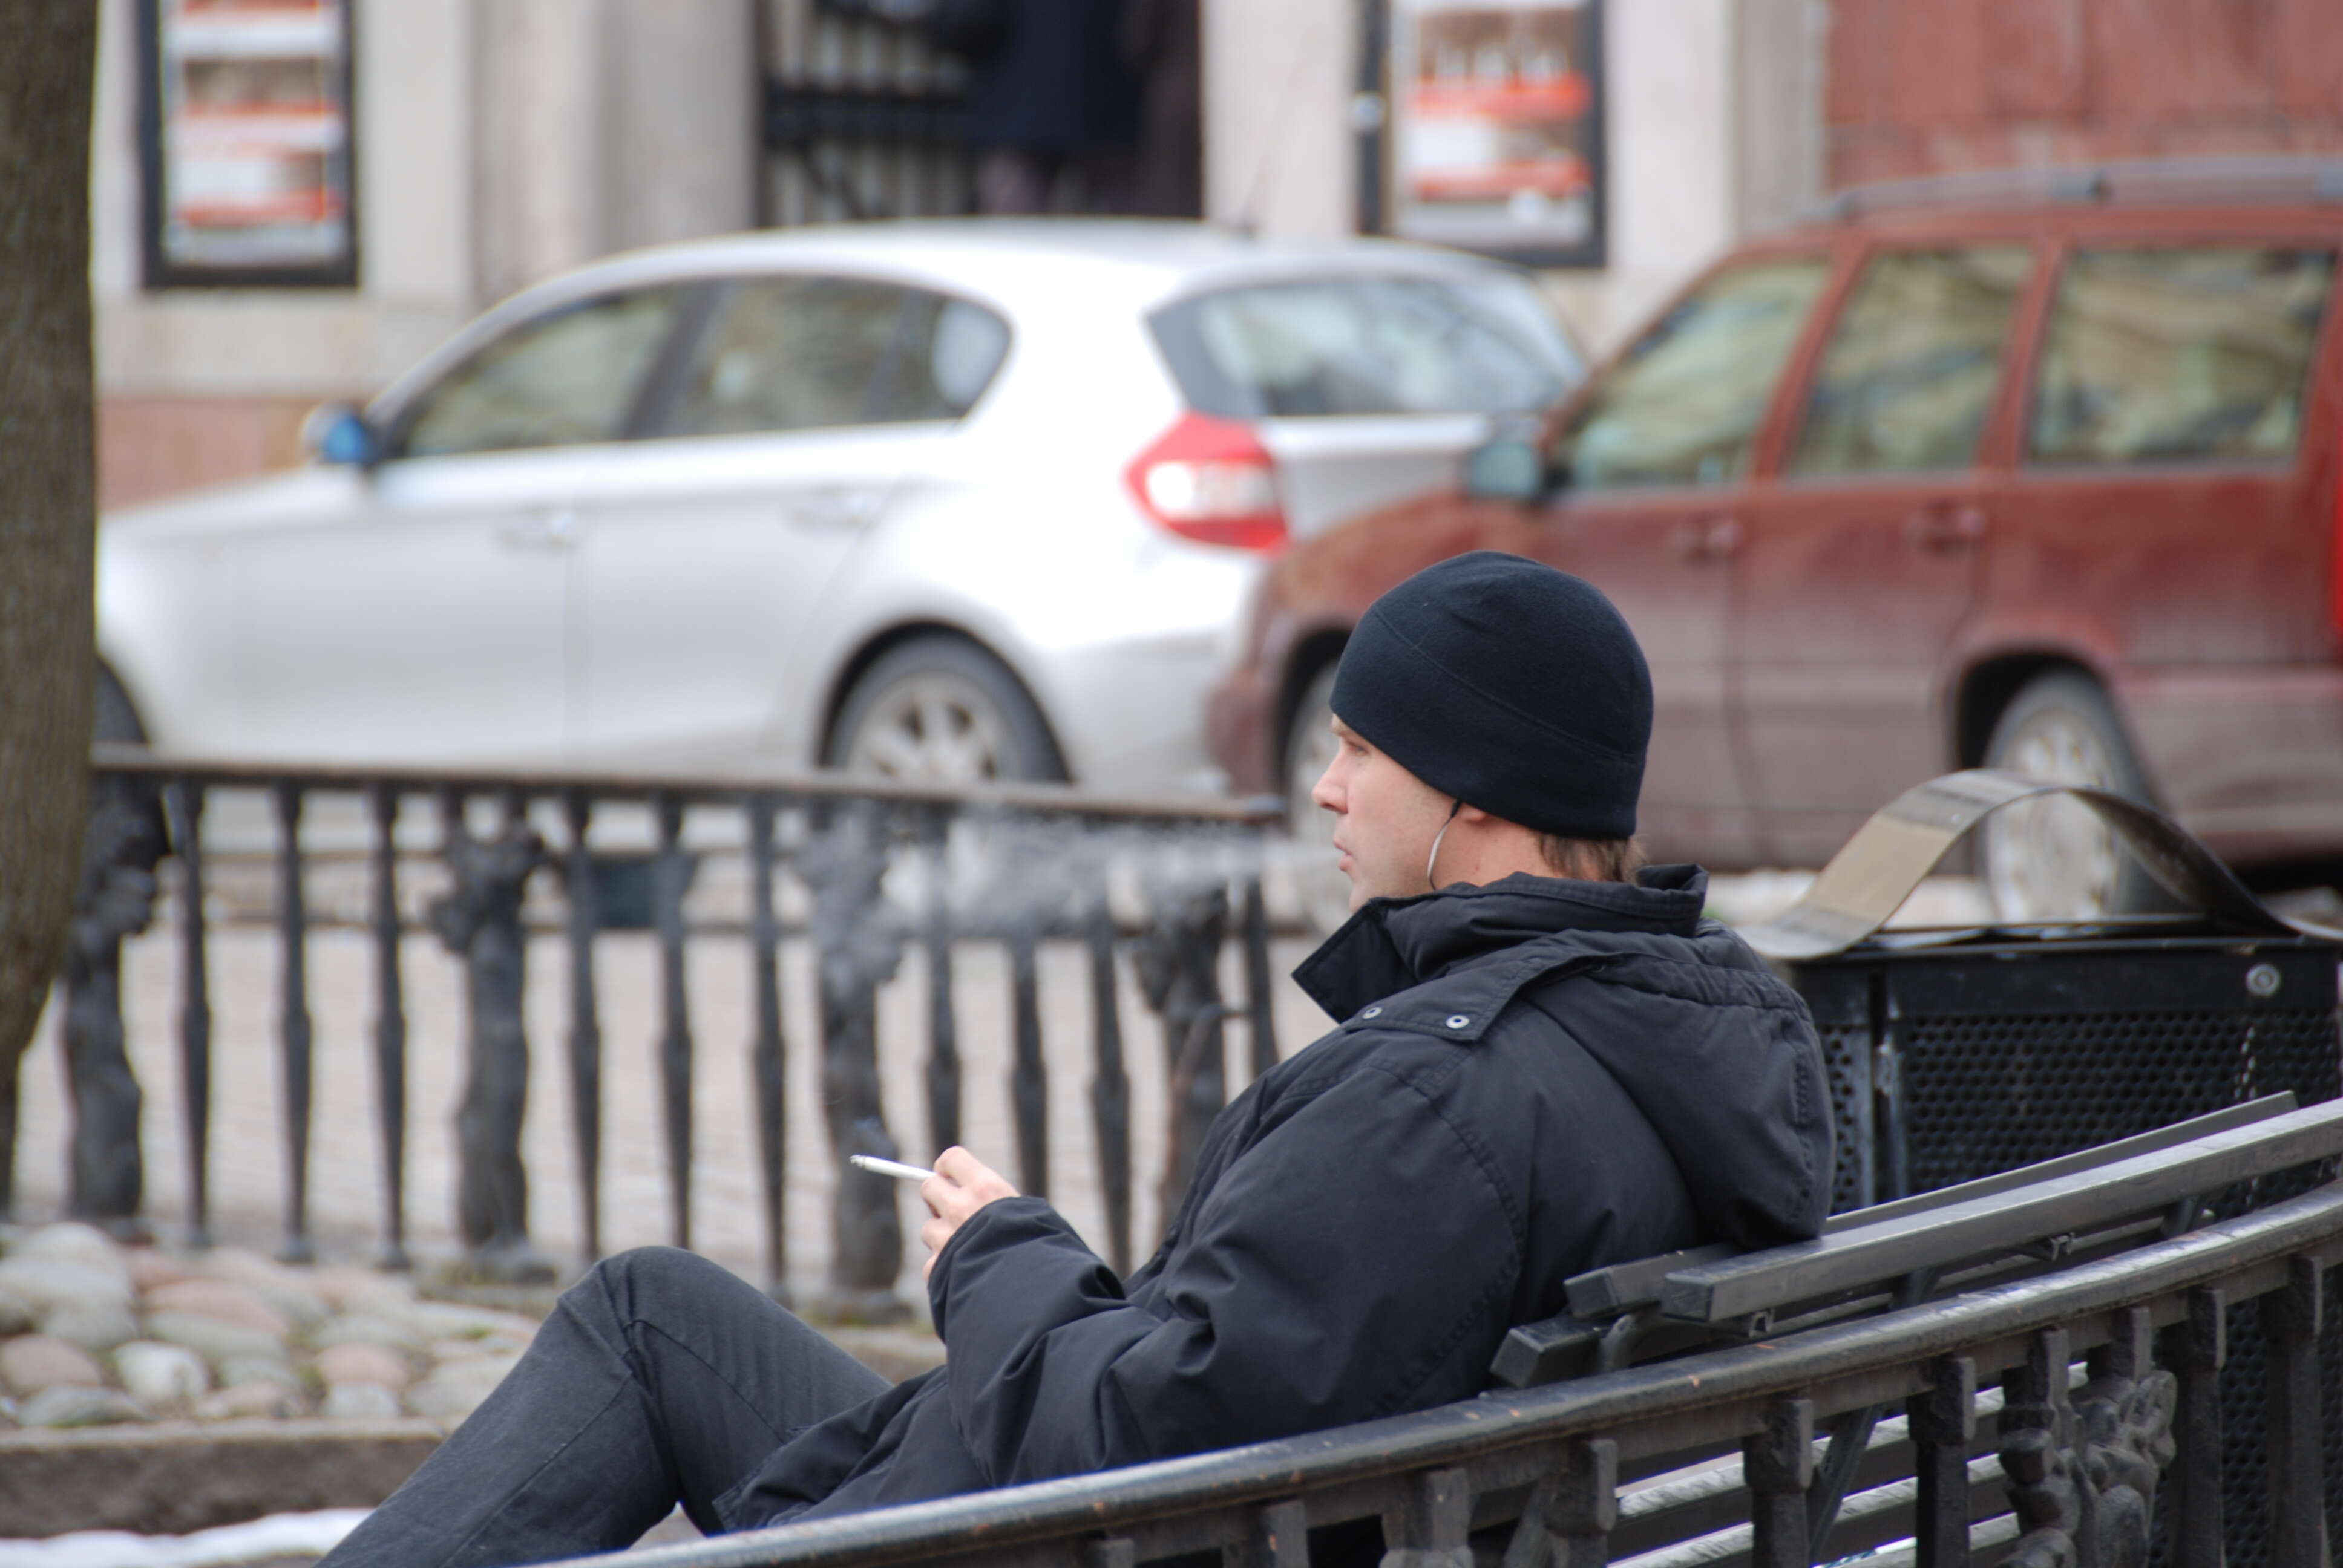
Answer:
1375;0;1605;267
137;0;358;288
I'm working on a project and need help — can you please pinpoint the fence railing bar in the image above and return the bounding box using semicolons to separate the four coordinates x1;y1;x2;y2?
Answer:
564;792;604;1266
654;791;695;1253
749;794;789;1302
367;781;408;1270
169;777;212;1249
1088;890;1132;1276
922;815;961;1156
272;781;314;1264
1010;921;1047;1200
1240;878;1276;1080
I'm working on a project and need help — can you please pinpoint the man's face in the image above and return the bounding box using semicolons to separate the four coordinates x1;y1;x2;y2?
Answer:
1310;714;1457;909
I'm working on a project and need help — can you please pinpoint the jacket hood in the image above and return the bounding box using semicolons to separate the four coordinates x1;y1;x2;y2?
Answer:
1293;867;1832;1250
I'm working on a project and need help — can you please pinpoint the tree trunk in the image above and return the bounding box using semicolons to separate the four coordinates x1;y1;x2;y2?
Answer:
0;2;100;1209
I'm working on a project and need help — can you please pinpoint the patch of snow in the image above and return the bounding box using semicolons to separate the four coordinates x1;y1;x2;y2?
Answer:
0;1509;369;1568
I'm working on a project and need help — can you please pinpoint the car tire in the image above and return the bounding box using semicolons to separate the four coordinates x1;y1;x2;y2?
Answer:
827;636;1067;785
1978;670;2169;920
95;665;148;747
1281;661;1352;935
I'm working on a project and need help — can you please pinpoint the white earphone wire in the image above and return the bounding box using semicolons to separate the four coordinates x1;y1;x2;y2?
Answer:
1425;799;1463;891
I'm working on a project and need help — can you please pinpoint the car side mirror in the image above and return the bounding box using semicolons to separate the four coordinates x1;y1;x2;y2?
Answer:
302;401;380;468
1461;437;1548;502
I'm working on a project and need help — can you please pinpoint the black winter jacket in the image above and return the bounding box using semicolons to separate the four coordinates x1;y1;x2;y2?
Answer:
730;867;1831;1528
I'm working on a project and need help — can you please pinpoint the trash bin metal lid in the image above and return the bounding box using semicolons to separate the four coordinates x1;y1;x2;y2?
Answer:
1738;768;2321;961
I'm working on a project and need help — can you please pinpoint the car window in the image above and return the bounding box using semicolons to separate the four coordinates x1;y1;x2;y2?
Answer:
1789;247;2033;476
398;289;684;459
663;276;1008;437
2028;246;2336;466
1148;273;1581;419
1555;257;1830;488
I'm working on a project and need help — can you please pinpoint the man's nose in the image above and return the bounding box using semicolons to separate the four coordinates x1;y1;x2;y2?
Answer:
1310;756;1343;813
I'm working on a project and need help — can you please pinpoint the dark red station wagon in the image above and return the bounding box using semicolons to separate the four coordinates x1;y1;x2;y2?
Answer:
1208;159;2343;920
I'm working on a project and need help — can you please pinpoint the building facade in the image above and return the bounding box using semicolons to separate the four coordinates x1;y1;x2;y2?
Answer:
88;0;2343;511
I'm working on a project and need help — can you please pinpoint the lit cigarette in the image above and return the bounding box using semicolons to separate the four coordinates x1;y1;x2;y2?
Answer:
849;1154;936;1183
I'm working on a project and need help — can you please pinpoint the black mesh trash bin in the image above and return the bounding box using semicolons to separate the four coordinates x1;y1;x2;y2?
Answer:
1742;771;2343;1568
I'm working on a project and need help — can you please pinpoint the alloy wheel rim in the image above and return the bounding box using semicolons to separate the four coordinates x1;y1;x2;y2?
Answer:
1982;711;2123;921
844;673;1015;785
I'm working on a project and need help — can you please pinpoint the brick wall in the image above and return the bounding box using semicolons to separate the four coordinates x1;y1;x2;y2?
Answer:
1825;0;2343;188
97;396;331;511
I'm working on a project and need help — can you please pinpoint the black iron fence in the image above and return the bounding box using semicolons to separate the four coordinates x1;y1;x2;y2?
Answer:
19;748;1283;1315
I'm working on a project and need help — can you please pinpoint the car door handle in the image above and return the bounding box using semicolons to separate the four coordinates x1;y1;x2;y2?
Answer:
1673;515;1742;563
786;490;883;531
497;510;578;552
1906;504;1987;553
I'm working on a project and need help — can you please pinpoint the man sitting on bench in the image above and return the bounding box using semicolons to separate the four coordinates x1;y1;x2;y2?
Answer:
324;552;1835;1567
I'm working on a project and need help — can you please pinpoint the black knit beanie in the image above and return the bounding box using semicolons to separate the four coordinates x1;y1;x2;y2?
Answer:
1329;551;1652;839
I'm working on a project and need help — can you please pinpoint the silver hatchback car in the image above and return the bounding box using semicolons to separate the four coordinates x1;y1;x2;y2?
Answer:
99;221;1579;793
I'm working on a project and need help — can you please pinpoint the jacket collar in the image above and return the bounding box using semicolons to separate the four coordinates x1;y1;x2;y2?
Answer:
1291;866;1709;1036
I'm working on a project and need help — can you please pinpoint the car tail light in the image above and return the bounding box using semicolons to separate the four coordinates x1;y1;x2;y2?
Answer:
1124;413;1288;552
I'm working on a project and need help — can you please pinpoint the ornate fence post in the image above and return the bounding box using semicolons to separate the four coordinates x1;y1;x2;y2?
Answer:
1087;886;1132;1274
1999;1319;2175;1568
801;800;909;1321
652;792;695;1252
561;793;603;1267
367;782;409;1270
61;777;165;1238
1007;909;1049;1200
1133;881;1228;1233
167;777;211;1247
428;794;553;1283
274;782;315;1263
747;795;790;1302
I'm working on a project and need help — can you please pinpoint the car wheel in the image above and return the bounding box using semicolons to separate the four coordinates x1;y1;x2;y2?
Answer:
95;665;148;747
1281;661;1351;934
827;636;1067;786
1978;671;2166;921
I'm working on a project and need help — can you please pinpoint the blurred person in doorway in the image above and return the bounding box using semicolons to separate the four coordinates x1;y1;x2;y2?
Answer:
1118;0;1201;217
318;554;1830;1568
925;0;1141;214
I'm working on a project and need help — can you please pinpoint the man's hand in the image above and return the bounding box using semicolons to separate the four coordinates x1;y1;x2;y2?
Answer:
920;1146;1019;1281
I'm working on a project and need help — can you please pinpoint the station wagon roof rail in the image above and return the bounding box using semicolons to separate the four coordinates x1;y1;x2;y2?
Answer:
1804;153;2343;223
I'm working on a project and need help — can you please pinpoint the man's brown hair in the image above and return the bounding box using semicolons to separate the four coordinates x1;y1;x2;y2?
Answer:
1535;834;1647;884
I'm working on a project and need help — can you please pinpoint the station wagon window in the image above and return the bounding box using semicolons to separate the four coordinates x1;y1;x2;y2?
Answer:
398;289;685;459
2028;247;2336;466
1789;247;2033;476
1148;273;1580;419
662;277;1009;438
1555;257;1829;488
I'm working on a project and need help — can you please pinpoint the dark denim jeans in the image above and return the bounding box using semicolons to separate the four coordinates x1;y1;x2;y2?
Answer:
320;1248;890;1568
